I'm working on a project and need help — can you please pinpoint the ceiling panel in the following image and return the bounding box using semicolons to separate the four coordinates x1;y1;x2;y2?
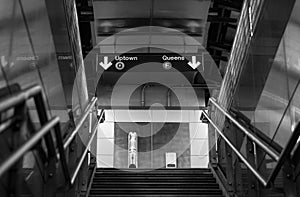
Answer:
93;0;151;19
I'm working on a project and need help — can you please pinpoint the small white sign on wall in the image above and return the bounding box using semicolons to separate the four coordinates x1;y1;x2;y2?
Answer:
166;152;177;168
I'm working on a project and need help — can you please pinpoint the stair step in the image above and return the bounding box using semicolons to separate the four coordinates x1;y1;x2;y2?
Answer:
92;182;220;188
93;177;216;182
89;168;224;197
89;195;224;197
90;188;223;194
94;175;213;178
94;173;213;177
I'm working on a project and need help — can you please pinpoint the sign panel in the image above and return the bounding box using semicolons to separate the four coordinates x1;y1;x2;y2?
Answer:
97;53;203;72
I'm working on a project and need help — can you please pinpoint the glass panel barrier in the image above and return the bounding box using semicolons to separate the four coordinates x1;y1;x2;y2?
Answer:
233;0;300;152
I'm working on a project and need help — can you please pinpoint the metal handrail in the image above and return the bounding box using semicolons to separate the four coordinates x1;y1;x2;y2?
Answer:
61;98;104;185
0;85;41;112
0;117;60;177
202;111;268;186
63;97;98;150
70;109;104;184
209;98;280;161
0;84;59;179
205;98;300;187
53;97;102;185
0;84;103;187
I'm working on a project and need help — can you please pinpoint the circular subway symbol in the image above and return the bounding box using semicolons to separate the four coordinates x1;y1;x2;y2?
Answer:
115;61;125;70
162;61;172;70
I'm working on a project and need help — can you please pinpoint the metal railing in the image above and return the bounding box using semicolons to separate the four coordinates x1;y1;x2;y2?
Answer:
0;85;63;177
50;96;104;185
209;98;280;161
65;104;104;185
204;97;300;187
63;97;97;150
0;117;60;177
0;84;105;188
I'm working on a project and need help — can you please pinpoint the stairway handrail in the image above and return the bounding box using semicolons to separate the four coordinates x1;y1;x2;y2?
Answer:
0;85;41;112
58;97;104;185
70;109;104;184
209;98;280;161
202;110;268;186
63;97;98;150
0;85;71;183
0;84;104;187
204;97;300;187
230;107;283;153
0;117;60;177
0;84;60;178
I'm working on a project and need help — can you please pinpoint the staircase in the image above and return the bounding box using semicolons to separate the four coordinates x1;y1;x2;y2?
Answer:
88;168;224;197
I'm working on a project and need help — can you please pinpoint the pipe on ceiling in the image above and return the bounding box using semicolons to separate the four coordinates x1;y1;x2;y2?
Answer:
141;84;149;107
167;89;172;107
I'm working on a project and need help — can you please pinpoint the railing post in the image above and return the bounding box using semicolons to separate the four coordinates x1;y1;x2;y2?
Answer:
291;143;300;197
282;159;297;196
230;120;244;196
208;106;218;166
256;143;269;196
89;111;97;165
79;110;95;196
66;130;78;196
246;138;261;197
11;102;27;197
223;119;235;195
208;126;218;166
222;119;245;196
33;92;58;197
76;119;89;196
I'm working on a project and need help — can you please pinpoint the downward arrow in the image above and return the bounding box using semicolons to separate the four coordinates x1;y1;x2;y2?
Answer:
188;56;201;69
99;56;112;70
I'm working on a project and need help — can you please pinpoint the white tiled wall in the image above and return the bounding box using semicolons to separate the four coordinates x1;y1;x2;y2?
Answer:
97;122;114;167
189;123;209;168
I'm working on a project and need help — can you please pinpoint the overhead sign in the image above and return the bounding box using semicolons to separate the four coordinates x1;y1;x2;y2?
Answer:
97;53;203;71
